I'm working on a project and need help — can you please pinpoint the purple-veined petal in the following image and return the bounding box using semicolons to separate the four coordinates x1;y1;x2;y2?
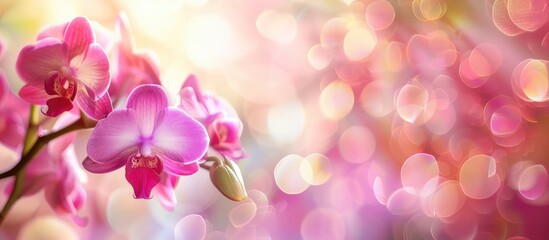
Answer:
74;43;110;98
87;109;140;162
16;38;64;86
38;20;111;51
75;88;113;120
126;84;169;137
125;155;163;199
155;173;179;211
82;156;127;173
153;107;209;164
18;84;49;105
162;156;200;176
63;17;95;60
43;97;74;117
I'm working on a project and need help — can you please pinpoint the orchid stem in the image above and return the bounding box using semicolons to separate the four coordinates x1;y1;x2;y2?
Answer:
199;163;212;171
0;171;26;225
0;116;95;179
0;106;97;225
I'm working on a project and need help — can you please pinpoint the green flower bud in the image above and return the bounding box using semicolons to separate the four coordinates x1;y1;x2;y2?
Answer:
209;158;247;202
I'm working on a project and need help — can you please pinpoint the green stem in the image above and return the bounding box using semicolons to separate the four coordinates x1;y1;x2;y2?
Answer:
0;117;95;179
0;107;97;225
0;171;26;225
199;162;212;171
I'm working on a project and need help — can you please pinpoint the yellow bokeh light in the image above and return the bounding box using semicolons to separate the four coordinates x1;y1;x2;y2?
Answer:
319;81;354;121
343;24;377;61
184;14;238;69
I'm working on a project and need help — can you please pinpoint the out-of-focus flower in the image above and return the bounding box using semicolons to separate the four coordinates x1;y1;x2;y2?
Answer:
5;113;87;225
16;17;112;119
154;173;179;211
84;84;208;199
179;75;245;160
0;72;27;150
109;13;161;102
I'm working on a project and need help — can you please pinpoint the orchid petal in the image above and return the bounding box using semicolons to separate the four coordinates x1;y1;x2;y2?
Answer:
162;156;200;176
116;13;135;54
126;84;169;136
204;94;240;119
18;84;49;105
63;17;95;60
43;184;85;220
136;51;161;84
0;111;25;149
125;155;163;199
82;156;127;173
16;38;64;86
89;21;113;51
87;109;139;162
182;74;205;104
155;173;179;211
179;87;208;120
74;43;110;98
75;89;113;120
37;22;67;41
43;97;74;117
153;108;209;164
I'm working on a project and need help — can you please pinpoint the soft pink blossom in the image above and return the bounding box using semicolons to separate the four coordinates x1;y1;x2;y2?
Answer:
84;84;208;199
0;72;28;150
16;16;112;119
5;113;87;225
109;13;161;101
179;75;245;161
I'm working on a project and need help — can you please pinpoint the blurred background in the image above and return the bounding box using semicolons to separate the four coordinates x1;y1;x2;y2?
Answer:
1;0;549;239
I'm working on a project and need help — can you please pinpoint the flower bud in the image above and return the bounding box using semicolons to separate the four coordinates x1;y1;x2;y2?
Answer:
209;158;247;202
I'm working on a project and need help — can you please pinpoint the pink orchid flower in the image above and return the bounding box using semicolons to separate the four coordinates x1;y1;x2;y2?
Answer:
84;84;209;199
0;73;28;150
179;75;245;161
110;13;161;101
16;16;112;119
36;18;112;51
5;113;87;225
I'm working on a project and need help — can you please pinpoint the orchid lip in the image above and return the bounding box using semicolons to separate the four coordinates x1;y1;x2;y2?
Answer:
125;154;163;199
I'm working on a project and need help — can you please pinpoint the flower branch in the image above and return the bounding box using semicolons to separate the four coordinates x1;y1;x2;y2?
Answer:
0;113;96;179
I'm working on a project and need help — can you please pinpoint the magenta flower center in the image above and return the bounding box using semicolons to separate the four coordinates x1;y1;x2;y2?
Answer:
125;154;163;199
130;155;159;169
45;70;77;101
